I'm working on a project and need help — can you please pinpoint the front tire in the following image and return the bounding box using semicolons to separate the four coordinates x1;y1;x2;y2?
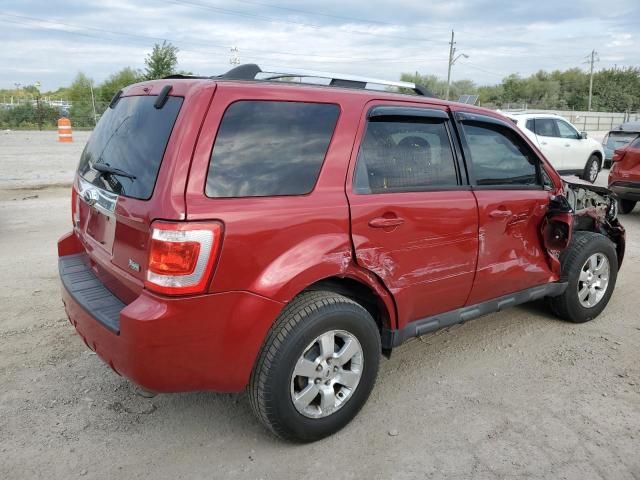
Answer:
549;231;618;323
249;291;381;442
619;199;637;214
582;155;600;183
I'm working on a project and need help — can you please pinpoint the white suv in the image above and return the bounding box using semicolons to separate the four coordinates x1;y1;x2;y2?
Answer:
504;112;604;183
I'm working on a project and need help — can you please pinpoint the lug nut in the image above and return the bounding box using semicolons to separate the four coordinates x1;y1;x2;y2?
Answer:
333;366;338;372
315;378;321;384
316;365;322;372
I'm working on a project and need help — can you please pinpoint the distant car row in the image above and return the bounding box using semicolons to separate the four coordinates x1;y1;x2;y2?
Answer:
503;113;639;214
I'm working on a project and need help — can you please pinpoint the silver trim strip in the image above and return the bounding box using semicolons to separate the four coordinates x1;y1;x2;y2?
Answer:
260;66;416;90
77;176;118;217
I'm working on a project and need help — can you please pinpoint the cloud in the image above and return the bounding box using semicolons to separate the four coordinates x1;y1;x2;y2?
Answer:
0;0;638;90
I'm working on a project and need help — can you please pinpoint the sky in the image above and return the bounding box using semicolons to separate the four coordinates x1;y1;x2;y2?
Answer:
1;0;639;92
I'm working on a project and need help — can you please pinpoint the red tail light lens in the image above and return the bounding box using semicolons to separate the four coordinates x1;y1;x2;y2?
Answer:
149;241;201;275
612;148;626;162
145;222;223;295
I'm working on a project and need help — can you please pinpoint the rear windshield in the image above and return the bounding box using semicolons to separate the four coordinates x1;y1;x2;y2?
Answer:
77;95;183;200
607;131;639;150
206;100;340;198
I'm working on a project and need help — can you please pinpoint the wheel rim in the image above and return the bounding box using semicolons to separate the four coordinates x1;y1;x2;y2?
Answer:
290;330;364;419
589;160;598;182
577;253;610;308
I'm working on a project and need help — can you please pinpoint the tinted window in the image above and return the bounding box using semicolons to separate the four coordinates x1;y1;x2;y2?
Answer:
354;117;457;193
462;122;539;186
77;96;183;200
556;120;579;139
630;137;640;149
206;101;339;197
532;118;559;137
526;119;535;131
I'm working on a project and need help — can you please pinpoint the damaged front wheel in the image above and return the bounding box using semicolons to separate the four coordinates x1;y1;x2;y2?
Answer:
548;231;618;323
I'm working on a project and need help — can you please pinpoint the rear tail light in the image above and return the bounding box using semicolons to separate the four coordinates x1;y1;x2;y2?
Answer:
145;221;223;295
612;148;627;162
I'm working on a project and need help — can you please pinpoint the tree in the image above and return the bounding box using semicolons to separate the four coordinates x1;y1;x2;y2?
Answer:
144;41;179;80
67;72;96;127
96;67;143;104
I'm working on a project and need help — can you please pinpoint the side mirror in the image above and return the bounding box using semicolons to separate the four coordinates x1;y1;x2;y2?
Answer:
580;131;588;139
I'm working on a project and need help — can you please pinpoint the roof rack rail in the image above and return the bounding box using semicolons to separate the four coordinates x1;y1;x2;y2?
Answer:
216;63;434;97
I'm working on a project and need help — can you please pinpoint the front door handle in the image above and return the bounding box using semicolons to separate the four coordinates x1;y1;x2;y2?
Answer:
489;209;512;219
368;217;405;228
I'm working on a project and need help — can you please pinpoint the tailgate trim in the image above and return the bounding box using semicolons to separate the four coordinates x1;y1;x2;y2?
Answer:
59;253;124;334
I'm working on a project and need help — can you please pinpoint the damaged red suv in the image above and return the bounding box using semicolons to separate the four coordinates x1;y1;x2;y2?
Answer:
58;64;625;442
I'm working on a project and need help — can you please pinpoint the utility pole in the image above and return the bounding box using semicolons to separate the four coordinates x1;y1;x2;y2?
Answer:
88;80;98;126
586;49;599;111
445;30;469;101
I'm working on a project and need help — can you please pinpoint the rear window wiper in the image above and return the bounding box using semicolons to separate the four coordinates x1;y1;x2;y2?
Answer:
91;162;137;180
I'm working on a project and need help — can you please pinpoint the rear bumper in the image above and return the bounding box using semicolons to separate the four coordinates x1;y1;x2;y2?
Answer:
59;239;284;393
609;181;640;201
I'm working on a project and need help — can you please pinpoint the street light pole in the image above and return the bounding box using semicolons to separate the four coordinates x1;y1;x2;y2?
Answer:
445;30;468;101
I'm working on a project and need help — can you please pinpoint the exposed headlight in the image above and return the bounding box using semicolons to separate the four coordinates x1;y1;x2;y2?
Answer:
607;197;618;221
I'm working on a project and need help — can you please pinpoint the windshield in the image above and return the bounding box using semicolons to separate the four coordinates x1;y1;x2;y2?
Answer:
77;95;183;200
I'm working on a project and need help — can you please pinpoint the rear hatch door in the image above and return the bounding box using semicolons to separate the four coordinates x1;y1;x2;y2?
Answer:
73;82;213;302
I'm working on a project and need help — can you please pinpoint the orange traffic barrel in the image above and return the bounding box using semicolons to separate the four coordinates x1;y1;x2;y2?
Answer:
58;118;73;142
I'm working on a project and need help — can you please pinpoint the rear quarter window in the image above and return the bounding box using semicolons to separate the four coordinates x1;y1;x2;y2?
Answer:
206;101;340;198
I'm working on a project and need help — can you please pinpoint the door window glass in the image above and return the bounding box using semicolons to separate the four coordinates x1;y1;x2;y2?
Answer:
556;120;580;139
354;116;458;193
462;122;539;187
533;118;559;137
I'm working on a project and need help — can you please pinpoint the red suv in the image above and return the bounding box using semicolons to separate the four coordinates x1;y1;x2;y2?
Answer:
609;137;640;214
58;64;625;442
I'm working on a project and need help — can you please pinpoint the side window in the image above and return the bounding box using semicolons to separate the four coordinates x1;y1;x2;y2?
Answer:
628;137;640;149
526;119;535;131
462;122;540;187
206;101;339;198
354;115;458;194
556;120;580;139
533;118;559;137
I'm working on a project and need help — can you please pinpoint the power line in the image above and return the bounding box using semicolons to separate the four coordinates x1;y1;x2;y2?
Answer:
0;13;432;64
164;0;445;44
228;0;391;26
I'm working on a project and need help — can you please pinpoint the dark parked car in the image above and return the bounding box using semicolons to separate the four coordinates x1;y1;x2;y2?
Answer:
602;121;640;168
58;64;625;442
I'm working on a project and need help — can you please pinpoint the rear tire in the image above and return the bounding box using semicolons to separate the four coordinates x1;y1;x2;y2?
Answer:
582;155;600;183
549;231;618;323
619;199;637;214
249;291;381;442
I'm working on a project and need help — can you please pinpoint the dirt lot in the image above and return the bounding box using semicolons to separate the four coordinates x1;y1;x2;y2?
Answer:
1;131;639;479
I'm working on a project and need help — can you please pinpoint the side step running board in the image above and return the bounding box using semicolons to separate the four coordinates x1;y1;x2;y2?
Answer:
382;282;567;349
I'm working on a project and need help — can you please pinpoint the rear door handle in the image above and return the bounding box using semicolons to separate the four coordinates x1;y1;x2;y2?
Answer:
368;217;405;228
489;209;512;219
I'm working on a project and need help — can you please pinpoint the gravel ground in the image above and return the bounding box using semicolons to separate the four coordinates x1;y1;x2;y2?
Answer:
0;131;639;479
